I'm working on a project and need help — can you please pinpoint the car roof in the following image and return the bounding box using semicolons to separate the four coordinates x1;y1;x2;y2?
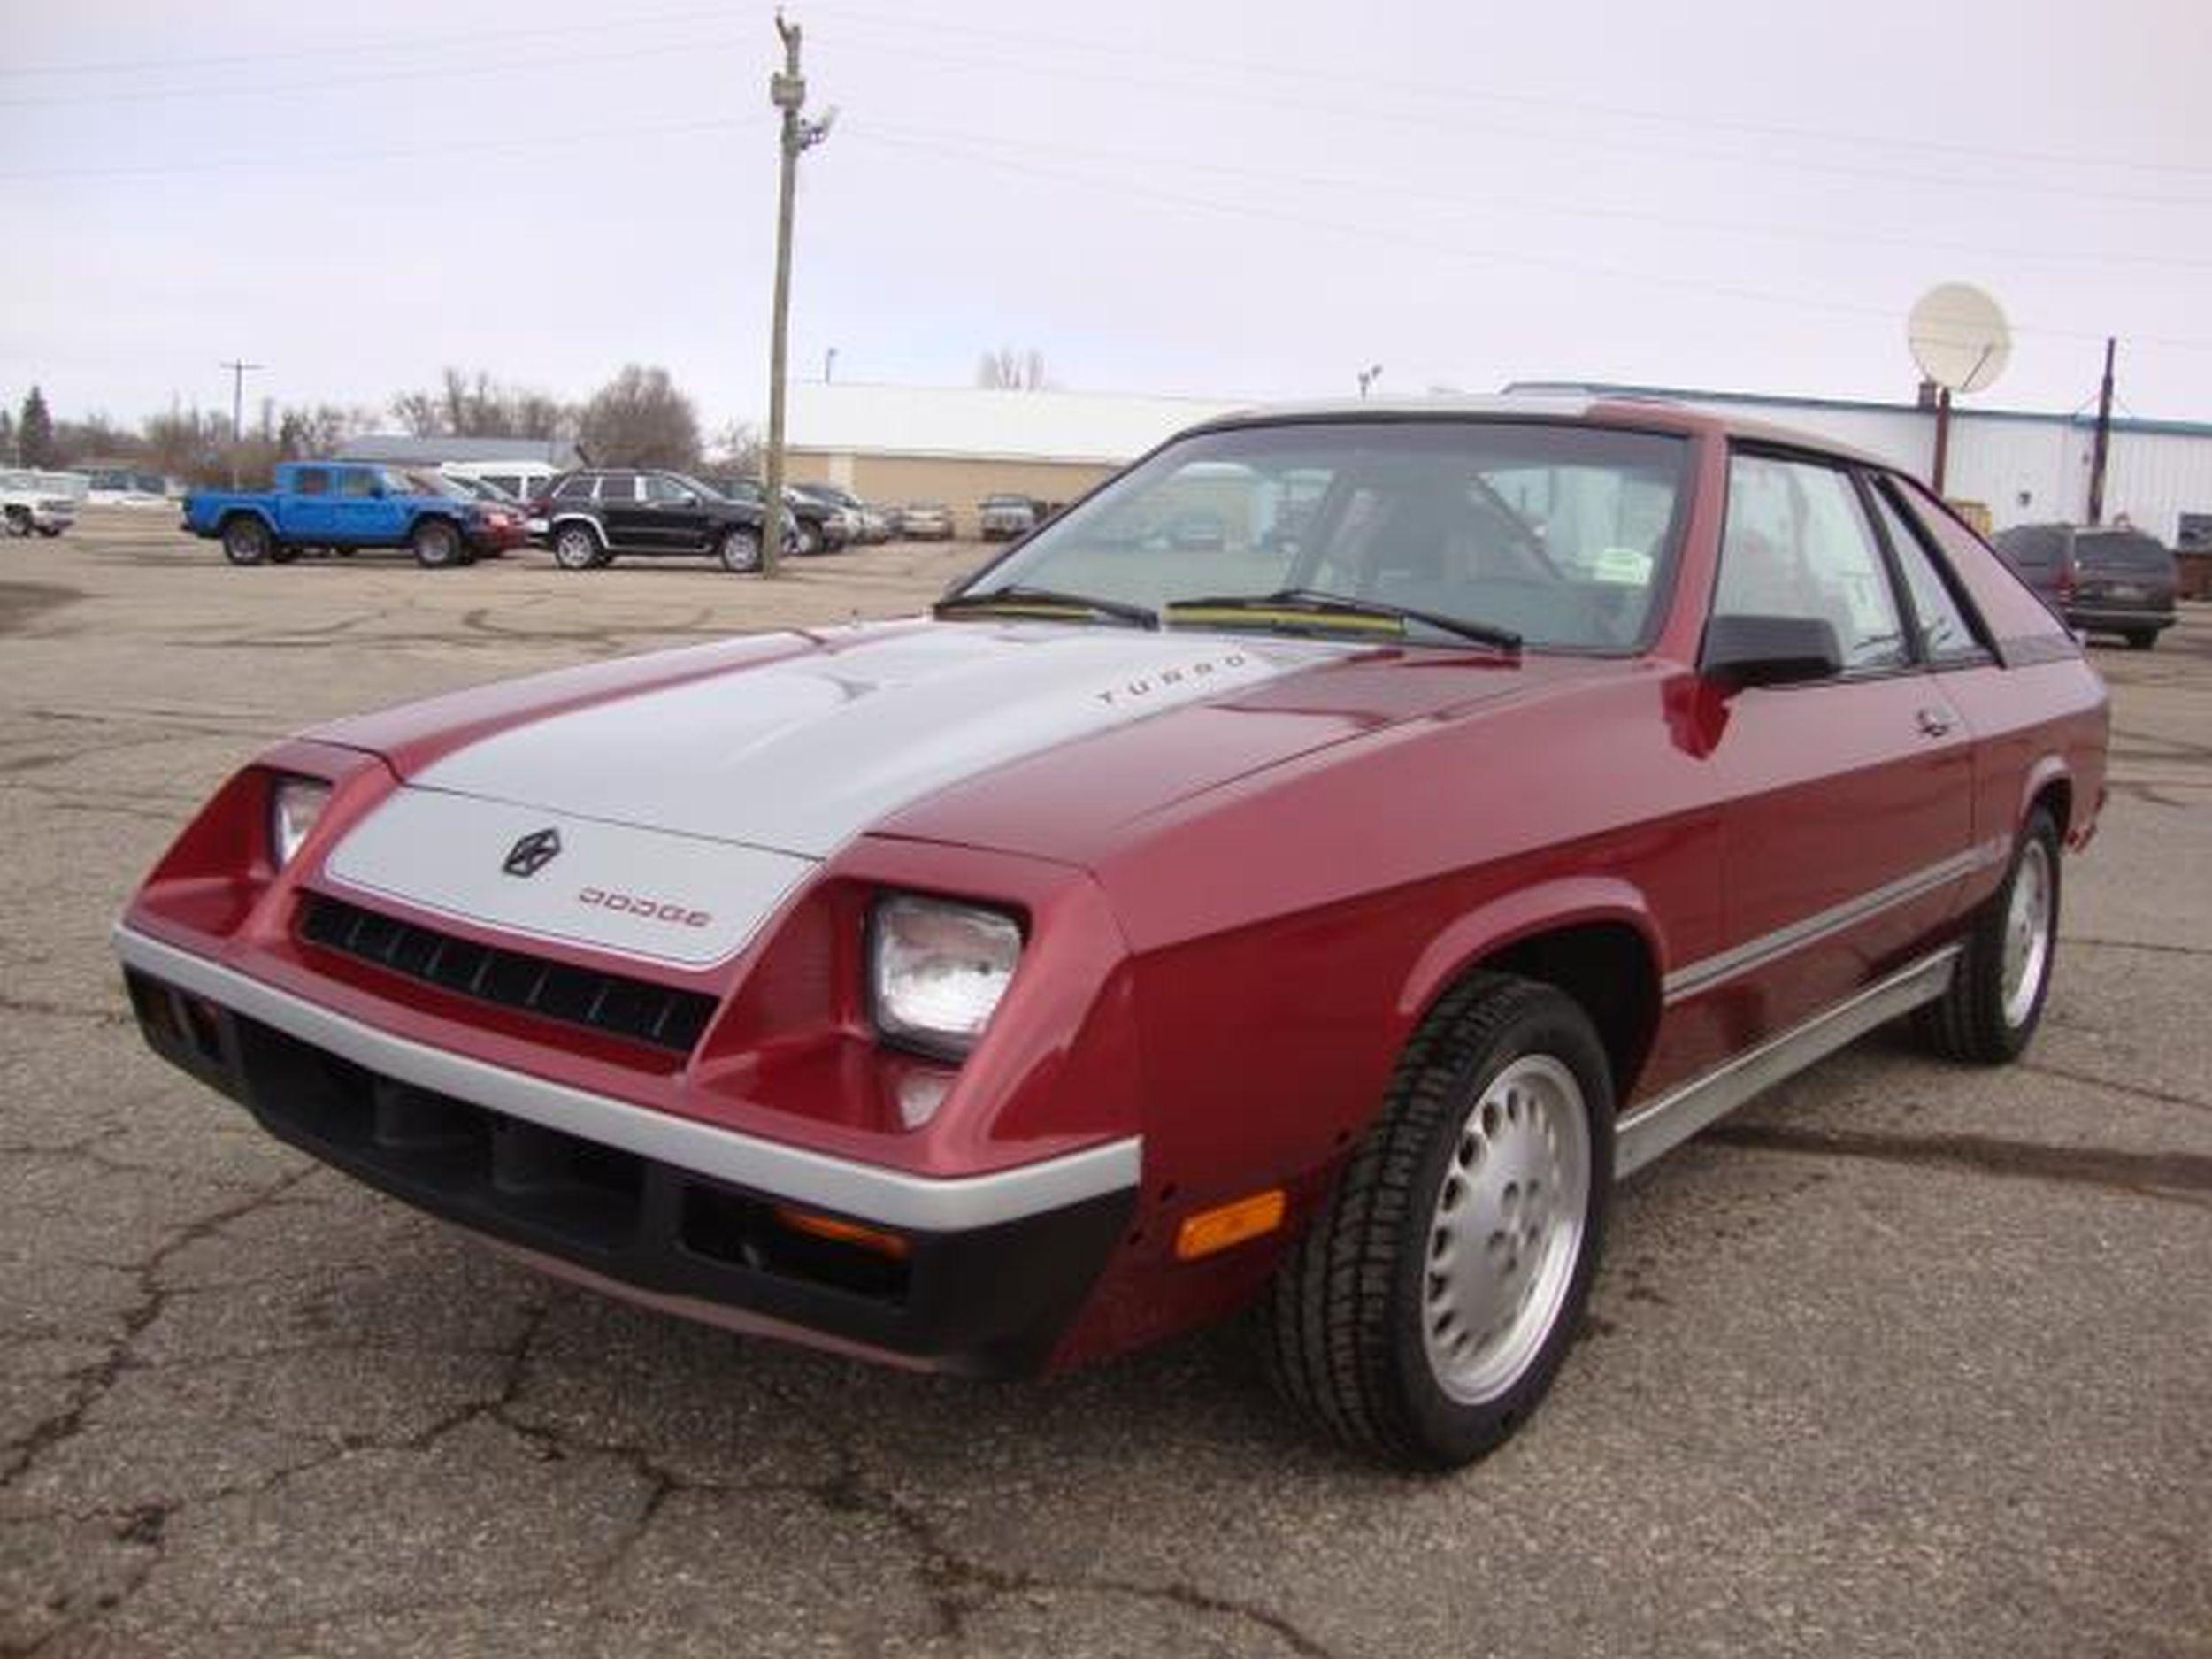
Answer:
1179;393;1893;470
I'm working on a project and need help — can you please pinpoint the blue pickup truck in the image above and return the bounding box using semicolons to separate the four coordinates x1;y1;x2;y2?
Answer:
183;462;525;568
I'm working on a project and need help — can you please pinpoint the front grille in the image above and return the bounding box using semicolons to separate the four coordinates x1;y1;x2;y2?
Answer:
297;893;717;1056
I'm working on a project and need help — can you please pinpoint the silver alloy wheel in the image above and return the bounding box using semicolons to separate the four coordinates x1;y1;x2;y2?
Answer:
2001;838;2054;1029
1422;1053;1592;1404
552;525;599;570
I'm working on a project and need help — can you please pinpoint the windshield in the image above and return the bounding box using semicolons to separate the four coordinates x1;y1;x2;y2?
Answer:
958;420;1689;650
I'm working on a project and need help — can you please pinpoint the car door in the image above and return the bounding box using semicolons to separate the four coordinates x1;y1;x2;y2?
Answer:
286;466;336;541
643;472;712;552
593;472;644;550
329;466;390;547
1687;449;1977;1041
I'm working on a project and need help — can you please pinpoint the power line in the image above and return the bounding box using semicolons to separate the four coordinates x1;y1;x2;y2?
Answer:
841;124;2212;356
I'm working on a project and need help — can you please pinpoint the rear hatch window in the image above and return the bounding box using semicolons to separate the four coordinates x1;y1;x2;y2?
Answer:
2075;532;2172;574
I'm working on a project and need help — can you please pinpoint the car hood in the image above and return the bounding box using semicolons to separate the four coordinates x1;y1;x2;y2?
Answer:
314;621;1448;967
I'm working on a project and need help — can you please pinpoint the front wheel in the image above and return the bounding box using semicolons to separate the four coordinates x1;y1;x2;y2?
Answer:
1263;973;1611;1468
3;508;29;539
1916;807;2061;1064
718;526;762;572
219;516;271;565
411;518;464;569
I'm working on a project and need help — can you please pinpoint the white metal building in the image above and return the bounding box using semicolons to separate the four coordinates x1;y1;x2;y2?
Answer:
1510;380;2212;545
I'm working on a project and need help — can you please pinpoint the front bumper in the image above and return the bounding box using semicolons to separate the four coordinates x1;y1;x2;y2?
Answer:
117;925;1138;1375
2067;603;2175;634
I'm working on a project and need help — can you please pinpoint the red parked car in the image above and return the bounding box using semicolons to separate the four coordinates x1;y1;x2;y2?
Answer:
115;398;2107;1467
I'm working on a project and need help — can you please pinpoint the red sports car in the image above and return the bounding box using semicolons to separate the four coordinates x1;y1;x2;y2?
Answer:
116;398;2107;1466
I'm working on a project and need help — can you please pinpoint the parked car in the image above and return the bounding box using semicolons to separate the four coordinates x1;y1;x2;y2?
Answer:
794;481;887;544
1990;521;2178;649
897;502;956;541
114;399;2106;1468
403;472;528;557
529;470;772;572
182;462;502;567
710;479;847;555
0;469;78;537
978;493;1038;540
442;459;562;504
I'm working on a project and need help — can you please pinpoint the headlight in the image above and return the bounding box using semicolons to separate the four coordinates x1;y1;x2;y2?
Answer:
269;775;331;869
871;895;1023;1059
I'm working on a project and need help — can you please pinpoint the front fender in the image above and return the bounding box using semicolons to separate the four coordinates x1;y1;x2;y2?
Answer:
1394;875;1666;1025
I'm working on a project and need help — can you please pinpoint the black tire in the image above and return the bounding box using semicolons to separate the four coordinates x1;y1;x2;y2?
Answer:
718;526;762;573
219;516;271;566
35;525;63;539
411;518;465;569
1916;807;2061;1064
2;507;29;539
2124;629;2158;651
550;522;603;572
1263;973;1613;1468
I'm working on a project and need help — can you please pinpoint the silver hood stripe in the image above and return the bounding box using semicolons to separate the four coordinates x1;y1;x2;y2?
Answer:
327;624;1343;965
115;925;1141;1232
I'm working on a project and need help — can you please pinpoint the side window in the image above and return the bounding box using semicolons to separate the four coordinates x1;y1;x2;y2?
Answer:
1716;454;1908;674
1868;482;1986;664
484;474;521;496
552;475;593;502
595;474;637;503
294;468;329;496
337;468;378;499
644;473;687;503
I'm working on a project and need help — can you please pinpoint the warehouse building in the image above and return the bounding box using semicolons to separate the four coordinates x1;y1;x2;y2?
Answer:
784;380;2212;551
783;383;1246;535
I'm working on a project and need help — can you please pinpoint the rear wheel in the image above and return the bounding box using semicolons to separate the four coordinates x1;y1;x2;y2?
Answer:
1263;973;1611;1468
718;526;762;572
550;522;602;571
1916;807;2061;1064
219;516;271;565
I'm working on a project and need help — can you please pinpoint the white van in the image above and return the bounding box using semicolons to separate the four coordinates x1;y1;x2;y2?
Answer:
441;460;561;503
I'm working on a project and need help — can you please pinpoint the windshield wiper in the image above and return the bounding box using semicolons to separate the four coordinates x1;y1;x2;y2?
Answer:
1164;589;1520;652
933;585;1159;629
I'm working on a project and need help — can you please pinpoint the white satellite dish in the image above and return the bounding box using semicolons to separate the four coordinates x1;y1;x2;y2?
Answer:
1908;283;2011;395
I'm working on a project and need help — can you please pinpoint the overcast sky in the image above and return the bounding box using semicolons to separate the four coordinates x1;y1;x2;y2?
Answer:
4;0;2209;435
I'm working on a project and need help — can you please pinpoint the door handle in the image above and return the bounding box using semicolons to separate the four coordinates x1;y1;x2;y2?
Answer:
1915;708;1954;739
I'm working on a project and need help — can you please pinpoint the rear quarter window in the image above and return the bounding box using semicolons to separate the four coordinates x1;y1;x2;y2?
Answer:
2074;532;2173;574
1892;480;2076;656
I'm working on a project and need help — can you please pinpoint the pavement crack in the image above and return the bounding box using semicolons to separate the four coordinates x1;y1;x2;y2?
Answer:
2064;933;2212;960
2018;1058;2212;1118
0;1164;319;1494
1702;1123;2212;1210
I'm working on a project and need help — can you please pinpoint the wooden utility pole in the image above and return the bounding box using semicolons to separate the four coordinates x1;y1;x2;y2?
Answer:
1930;387;1953;495
763;13;830;577
2086;336;2116;526
221;358;263;487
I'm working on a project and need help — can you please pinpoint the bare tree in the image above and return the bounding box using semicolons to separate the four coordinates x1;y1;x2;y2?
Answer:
703;419;764;479
277;403;374;460
389;369;575;441
975;347;1051;391
141;405;234;487
577;365;701;469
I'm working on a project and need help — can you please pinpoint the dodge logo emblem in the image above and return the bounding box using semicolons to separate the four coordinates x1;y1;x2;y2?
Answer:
503;828;562;878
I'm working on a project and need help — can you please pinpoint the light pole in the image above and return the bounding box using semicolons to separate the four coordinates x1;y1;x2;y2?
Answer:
761;12;833;576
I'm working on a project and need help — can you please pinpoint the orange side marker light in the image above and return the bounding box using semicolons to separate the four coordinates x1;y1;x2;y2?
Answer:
1173;1188;1287;1261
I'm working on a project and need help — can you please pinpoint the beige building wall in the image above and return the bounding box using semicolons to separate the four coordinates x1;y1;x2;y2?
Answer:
787;451;1118;537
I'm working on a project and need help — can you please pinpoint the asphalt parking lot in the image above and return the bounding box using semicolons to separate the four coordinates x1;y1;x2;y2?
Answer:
4;510;2208;1658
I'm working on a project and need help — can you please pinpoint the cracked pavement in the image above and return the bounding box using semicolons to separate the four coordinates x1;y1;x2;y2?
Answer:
3;516;2208;1656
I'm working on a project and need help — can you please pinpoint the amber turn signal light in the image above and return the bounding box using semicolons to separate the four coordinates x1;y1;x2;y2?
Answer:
1173;1188;1287;1261
772;1206;911;1260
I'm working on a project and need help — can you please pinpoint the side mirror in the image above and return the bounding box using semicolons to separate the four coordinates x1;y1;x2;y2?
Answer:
1701;613;1841;691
